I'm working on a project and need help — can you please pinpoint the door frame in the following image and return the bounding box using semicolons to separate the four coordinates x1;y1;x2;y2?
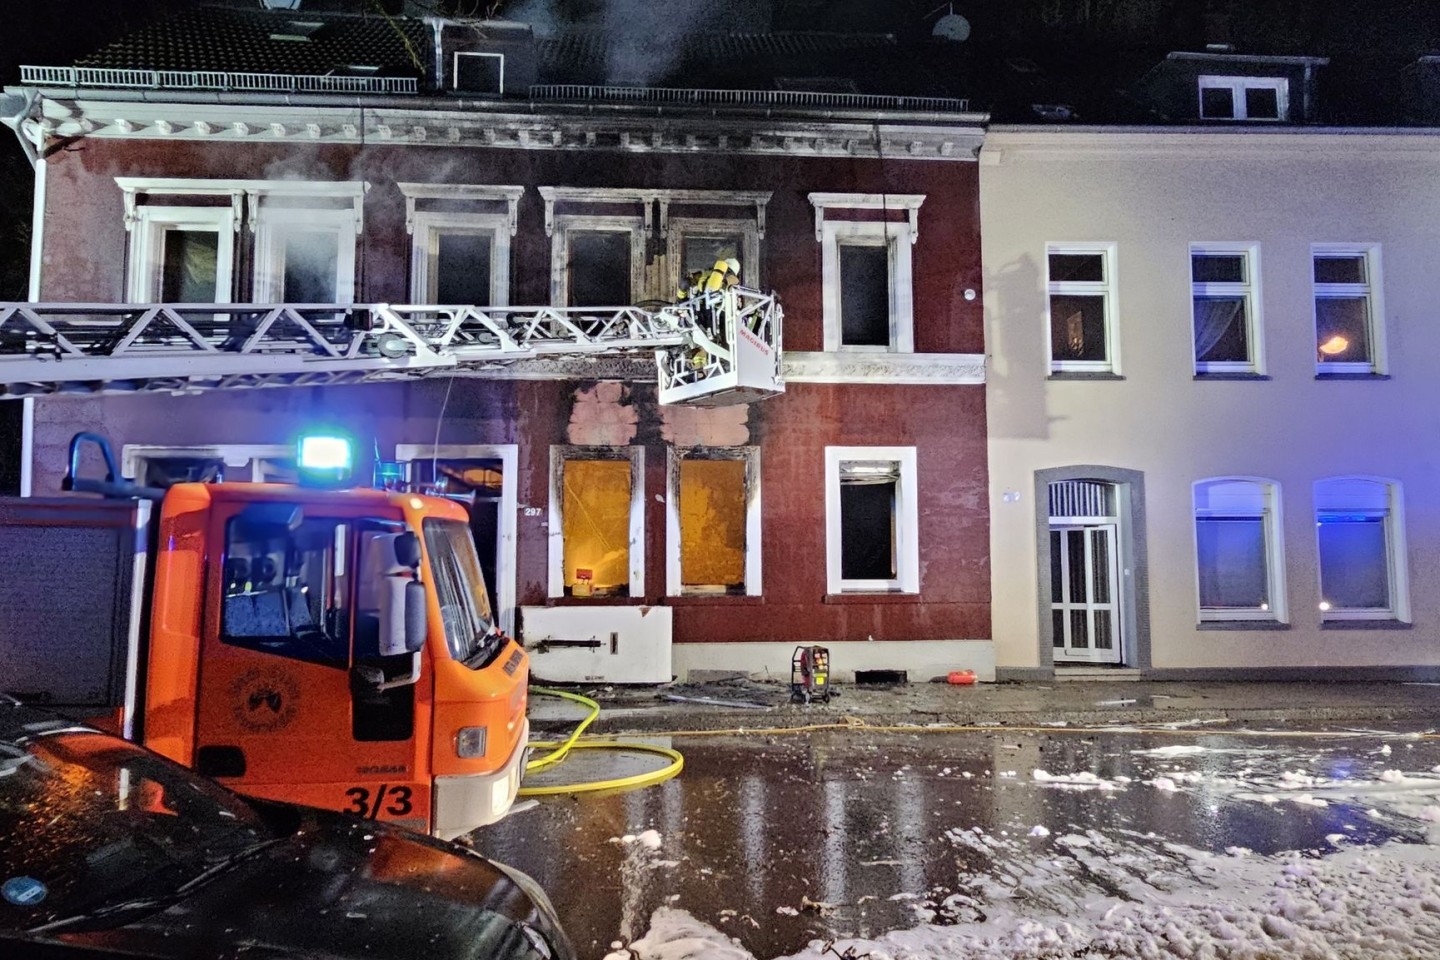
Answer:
1033;466;1151;672
1050;522;1122;664
395;443;518;638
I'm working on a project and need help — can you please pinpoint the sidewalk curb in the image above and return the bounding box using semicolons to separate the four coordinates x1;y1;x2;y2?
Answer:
574;704;1440;736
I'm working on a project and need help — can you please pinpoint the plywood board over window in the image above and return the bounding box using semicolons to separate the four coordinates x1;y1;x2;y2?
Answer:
548;446;644;598
666;447;762;596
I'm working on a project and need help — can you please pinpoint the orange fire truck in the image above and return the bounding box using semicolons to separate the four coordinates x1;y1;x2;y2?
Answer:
0;432;528;839
0;289;785;835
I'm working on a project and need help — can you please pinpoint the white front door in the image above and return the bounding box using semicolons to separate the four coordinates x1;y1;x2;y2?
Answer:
1051;523;1121;664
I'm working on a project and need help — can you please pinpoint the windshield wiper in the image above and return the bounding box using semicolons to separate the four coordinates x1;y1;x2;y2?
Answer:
463;628;505;668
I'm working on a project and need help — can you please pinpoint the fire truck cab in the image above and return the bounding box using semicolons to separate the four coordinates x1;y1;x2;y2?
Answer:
1;432;529;840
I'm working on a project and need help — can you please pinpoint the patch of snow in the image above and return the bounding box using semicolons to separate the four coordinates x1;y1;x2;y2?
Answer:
1028;825;1051;837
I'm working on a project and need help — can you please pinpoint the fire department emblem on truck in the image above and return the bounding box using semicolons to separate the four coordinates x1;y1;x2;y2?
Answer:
229;667;301;733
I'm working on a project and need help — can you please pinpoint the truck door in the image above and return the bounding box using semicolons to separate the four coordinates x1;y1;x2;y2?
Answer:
193;507;429;830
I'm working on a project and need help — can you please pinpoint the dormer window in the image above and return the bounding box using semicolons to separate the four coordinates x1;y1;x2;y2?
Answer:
1198;76;1288;121
454;51;504;95
269;20;325;43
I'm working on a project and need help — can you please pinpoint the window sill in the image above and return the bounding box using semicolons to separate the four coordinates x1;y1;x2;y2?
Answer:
548;595;647;606
824;592;922;604
1196;619;1290;631
1314;373;1390;381
1193;372;1270;381
1048;371;1124;381
1320;618;1412;630
664;594;766;605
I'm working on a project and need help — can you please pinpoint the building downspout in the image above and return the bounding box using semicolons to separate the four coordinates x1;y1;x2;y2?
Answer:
3;90;45;497
427;17;446;88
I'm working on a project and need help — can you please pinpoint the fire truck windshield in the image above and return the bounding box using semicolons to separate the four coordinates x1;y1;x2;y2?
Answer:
421;519;499;665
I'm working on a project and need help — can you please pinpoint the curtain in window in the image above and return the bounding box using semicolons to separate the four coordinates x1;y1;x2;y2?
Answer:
1193;298;1243;361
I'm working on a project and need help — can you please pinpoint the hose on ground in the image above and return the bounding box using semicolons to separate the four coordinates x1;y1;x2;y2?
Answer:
519;687;684;797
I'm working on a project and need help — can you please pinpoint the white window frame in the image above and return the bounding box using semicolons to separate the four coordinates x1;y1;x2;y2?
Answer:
547;445;645;599
454;51;504;94
825;446;919;595
1313;476;1409;622
667;216;761;292
126;206;235;303
410;210;510;307
396;443;520;638
1198;75;1289;121
253;206;357;304
1193;476;1286;623
121;444;292;483
549;214;646;307
665;446;762;597
1312;243;1385;376
1045;242;1119;374
1191;243;1263;375
820;220;916;353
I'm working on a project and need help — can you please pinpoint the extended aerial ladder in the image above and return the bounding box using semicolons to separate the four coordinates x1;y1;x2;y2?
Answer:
0;286;784;406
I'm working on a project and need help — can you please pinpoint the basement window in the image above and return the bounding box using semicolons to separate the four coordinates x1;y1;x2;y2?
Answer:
825;447;920;595
549;447;644;598
667;447;762;596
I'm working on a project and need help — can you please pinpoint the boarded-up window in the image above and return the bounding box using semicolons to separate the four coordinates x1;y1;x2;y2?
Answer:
679;459;746;592
562;459;632;596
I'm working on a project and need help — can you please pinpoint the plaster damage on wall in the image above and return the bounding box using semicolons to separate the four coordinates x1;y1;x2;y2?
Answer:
566;381;637;445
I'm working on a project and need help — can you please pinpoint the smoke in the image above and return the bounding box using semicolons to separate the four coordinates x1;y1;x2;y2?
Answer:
504;0;771;86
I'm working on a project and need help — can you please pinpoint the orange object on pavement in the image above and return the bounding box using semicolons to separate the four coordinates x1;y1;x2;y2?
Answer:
947;670;977;685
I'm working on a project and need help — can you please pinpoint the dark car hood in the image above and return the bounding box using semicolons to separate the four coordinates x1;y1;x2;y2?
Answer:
49;810;563;960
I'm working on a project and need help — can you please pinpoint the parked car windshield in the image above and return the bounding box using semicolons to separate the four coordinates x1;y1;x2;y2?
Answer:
422;518;498;664
0;731;270;931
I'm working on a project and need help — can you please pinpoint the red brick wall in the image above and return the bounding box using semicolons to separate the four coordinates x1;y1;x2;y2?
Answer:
32;137;989;644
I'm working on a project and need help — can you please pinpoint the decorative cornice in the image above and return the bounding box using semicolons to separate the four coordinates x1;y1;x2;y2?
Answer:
26;96;985;163
450;351;986;385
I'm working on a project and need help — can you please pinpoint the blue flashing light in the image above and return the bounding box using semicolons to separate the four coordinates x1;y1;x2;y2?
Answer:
297;434;354;487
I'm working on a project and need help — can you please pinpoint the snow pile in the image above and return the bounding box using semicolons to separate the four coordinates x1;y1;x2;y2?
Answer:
1030;769;1121;791
613;842;1440;959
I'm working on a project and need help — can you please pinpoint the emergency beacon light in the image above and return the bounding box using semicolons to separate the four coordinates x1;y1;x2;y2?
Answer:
297;434;354;487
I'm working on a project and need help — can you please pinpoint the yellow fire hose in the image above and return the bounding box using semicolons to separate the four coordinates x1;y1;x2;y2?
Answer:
519;687;685;797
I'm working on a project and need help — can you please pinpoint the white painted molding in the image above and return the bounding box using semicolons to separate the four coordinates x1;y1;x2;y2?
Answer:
808;192;926;243
784;351;985;385
445;352;987;384
397;183;524;235
537;186;771;238
115;177;369;235
41;98;983;162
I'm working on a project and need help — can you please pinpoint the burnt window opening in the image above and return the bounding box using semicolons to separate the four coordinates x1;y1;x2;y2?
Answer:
839;243;890;347
839;463;900;582
568;232;632;307
435;232;494;307
280;231;340;303
160;229;221;303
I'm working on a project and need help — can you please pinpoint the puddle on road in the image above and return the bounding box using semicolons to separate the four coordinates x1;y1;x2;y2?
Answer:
472;729;1434;959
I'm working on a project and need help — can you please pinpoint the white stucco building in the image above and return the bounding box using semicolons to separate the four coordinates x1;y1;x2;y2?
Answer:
982;123;1440;679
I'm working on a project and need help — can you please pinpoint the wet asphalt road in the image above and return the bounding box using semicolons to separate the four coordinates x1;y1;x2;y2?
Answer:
470;724;1437;960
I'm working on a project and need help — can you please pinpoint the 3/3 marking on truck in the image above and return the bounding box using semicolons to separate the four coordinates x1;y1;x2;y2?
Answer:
345;784;414;818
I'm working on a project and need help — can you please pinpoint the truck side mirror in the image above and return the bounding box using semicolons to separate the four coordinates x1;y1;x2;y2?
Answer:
394;531;421;569
378;575;427;656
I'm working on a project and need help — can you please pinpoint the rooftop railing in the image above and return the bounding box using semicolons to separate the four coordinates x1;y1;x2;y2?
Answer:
531;84;970;113
20;65;418;95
